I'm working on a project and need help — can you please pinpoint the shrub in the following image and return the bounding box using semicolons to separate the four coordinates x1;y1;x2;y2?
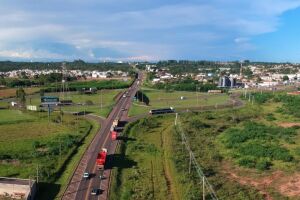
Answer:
256;158;272;170
85;100;94;105
265;113;276;121
238;156;256;168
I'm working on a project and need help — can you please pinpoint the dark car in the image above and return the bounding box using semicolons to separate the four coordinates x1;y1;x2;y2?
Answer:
91;188;100;195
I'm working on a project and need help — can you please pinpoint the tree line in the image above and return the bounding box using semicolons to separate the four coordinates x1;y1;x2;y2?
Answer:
0;60;132;72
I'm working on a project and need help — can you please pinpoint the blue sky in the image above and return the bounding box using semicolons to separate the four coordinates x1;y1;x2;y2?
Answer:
0;0;300;62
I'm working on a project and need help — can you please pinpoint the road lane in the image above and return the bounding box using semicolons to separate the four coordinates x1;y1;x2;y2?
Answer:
62;72;142;200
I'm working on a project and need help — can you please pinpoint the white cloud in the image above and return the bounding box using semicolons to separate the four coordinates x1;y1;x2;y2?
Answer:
234;37;250;44
0;49;67;60
0;0;299;60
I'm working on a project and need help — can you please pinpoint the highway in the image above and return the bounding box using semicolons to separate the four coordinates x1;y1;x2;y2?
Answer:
62;72;142;200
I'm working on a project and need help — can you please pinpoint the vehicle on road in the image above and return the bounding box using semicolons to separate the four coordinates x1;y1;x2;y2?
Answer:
112;118;119;127
149;107;175;115
111;131;117;140
83;172;90;179
96;148;107;170
91;188;100;195
122;94;126;98
121;107;126;111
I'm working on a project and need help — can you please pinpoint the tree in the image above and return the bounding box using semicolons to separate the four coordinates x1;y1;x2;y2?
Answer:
283;75;289;81
256;76;262;83
16;88;26;107
40;89;45;97
243;67;253;78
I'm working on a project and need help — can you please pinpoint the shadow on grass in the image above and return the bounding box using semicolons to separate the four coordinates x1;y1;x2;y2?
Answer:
69;111;93;116
105;154;137;170
117;136;136;142
36;182;61;200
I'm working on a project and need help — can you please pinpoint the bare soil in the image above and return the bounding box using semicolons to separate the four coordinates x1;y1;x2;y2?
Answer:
277;174;300;197
222;163;300;200
277;122;300;128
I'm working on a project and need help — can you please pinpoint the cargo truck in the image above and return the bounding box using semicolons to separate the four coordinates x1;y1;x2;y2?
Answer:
111;131;117;140
112;118;119;127
96;148;107;170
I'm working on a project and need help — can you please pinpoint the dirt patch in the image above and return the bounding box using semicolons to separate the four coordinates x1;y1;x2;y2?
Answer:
222;163;284;200
225;171;282;200
222;162;300;199
1;159;20;166
277;122;300;128
161;129;173;200
278;174;300;197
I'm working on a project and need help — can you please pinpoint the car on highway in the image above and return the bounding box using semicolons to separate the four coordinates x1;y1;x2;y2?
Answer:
91;188;100;195
121;107;126;111
122;94;126;98
99;174;104;179
83;172;90;179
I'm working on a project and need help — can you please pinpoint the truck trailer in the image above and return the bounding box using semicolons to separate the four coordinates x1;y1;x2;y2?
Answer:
96;148;107;170
111;131;117;140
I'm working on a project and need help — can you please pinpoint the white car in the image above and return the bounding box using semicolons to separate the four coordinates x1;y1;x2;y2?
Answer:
83;172;90;179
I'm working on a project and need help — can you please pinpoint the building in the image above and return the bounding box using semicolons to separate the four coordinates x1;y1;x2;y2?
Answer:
218;76;236;88
0;177;36;200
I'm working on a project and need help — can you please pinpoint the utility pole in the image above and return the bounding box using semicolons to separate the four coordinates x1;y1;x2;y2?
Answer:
47;105;50;122
197;86;199;107
203;177;205;200
189;151;192;174
36;164;39;183
100;89;103;111
59;138;62;164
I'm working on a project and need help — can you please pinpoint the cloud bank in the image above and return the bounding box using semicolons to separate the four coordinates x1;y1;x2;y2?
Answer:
0;0;299;61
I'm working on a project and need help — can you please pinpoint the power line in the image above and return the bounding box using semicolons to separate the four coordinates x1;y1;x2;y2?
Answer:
174;113;219;200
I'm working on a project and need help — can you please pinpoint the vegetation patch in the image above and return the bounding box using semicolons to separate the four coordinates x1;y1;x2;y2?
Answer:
219;121;297;170
0;109;99;199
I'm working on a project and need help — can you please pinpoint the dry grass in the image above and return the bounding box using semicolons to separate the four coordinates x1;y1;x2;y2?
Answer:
0;88;40;98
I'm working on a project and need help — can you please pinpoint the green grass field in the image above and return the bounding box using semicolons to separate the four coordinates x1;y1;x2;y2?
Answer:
0;109;100;199
111;93;300;200
109;116;183;200
109;114;265;200
129;88;230;116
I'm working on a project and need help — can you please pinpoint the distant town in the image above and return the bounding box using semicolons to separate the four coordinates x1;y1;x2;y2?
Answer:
1;61;300;90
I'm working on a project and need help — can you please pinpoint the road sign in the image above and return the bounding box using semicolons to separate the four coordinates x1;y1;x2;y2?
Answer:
41;96;59;103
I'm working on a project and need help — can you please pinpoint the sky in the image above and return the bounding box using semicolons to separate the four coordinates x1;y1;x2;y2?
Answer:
0;0;300;62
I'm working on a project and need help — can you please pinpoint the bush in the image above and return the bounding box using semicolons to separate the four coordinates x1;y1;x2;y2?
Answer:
265;113;276;121
256;158;271;170
238;156;256;168
85;100;94;105
220;122;295;169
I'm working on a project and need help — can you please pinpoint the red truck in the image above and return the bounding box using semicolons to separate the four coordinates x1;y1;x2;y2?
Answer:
96;148;107;170
111;131;117;140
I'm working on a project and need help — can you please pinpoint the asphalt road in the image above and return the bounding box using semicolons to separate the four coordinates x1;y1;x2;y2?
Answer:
61;73;142;200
